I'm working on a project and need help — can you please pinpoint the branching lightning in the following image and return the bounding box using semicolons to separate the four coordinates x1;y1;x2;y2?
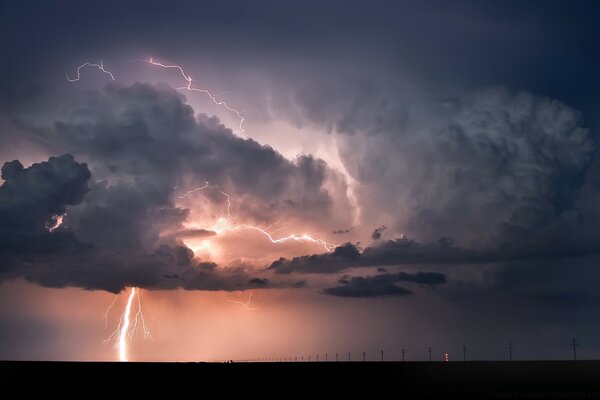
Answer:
145;57;245;133
225;292;259;311
104;287;152;362
179;183;338;252
218;224;337;253
103;295;118;328
66;61;116;82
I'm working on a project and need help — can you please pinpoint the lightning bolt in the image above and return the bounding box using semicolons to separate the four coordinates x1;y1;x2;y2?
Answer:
145;57;245;133
118;288;136;362
177;181;210;199
66;61;116;82
103;295;118;328
104;287;152;362
225;292;259;311
179;183;337;252
45;214;65;232
219;224;337;253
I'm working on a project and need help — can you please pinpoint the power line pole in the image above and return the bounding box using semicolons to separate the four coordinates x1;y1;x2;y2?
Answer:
336;352;338;362
572;338;578;361
402;348;405;362
462;345;467;361
326;353;328;362
348;352;351;362
363;351;366;362
381;349;384;362
508;342;513;361
428;347;432;362
316;355;319;362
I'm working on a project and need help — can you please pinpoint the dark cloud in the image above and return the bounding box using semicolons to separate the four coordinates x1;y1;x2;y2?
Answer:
294;88;596;247
0;83;346;292
164;229;217;239
371;226;387;240
333;227;353;235
270;229;600;274
323;272;445;298
0;154;90;234
248;278;268;286
0;155;92;264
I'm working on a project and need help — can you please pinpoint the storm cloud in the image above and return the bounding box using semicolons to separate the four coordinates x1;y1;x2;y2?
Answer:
0;83;350;293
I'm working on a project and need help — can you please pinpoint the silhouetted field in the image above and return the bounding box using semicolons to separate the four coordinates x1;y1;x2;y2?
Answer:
2;360;600;398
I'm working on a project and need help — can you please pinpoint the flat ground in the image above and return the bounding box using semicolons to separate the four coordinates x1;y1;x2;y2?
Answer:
2;360;600;398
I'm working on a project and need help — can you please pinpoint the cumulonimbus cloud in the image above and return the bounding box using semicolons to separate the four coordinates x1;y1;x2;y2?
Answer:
0;83;353;293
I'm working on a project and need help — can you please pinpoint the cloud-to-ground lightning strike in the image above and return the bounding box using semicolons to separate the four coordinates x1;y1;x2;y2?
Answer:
118;288;136;362
104;287;152;362
145;57;246;133
66;61;116;82
225;292;259;310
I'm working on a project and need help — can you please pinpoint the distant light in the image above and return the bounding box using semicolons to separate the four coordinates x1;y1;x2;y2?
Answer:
444;353;449;362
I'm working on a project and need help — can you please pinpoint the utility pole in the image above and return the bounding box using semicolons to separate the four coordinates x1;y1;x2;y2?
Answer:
363;351;366;362
316;355;319;362
428;347;432;362
572;338;578;361
381;349;384;362
301;355;303;362
336;353;339;362
462;345;467;361
508;342;513;361
326;353;328;362
348;352;351;362
402;348;405;362
308;355;311;362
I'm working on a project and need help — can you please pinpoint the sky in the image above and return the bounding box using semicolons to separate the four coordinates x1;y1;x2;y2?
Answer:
1;0;600;361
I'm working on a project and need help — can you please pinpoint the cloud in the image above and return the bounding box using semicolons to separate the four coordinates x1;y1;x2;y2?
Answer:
0;154;90;234
289;86;596;248
371;225;387;240
161;229;217;239
333;227;353;235
323;272;445;298
269;238;489;274
0;83;350;293
0;155;91;263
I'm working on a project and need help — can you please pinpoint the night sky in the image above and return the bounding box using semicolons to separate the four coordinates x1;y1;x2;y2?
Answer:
1;0;600;361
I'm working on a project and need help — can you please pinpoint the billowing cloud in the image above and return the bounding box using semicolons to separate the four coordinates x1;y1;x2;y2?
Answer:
288;87;596;248
0;83;353;293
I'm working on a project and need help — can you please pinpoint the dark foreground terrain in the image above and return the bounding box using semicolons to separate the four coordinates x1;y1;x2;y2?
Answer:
2;360;600;398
